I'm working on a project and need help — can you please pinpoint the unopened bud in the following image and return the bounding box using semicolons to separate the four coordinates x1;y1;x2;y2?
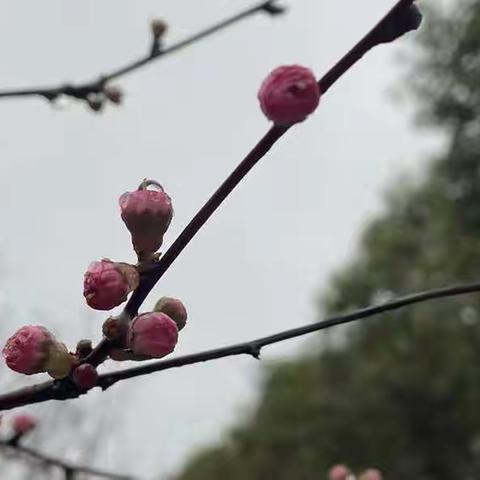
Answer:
128;312;178;358
258;65;320;126
103;85;123;105
75;339;93;359
359;469;383;480
83;259;139;311
86;94;104;113
154;296;188;331
150;19;168;39
119;181;173;260
72;364;98;391
329;464;350;480
102;317;129;344
12;414;36;436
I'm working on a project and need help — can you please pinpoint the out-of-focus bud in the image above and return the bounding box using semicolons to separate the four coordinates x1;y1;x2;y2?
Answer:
154;296;188;331
119;181;173;260
359;469;383;480
72;364;98;391
86;94;104;113
103;85;123;105
328;464;350;480
150;19;168;40
258;65;320;126
128;312;178;358
3;325;74;379
83;259;139;311
376;3;422;44
12;414;36;436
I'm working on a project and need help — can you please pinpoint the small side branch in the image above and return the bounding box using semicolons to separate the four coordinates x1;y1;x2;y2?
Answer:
0;439;135;479
0;1;285;107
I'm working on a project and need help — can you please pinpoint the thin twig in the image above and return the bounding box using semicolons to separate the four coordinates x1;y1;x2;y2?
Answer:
0;281;479;411
0;1;284;104
0;0;418;410
0;439;134;479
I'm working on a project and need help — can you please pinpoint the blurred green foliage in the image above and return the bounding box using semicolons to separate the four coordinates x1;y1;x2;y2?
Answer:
175;2;480;479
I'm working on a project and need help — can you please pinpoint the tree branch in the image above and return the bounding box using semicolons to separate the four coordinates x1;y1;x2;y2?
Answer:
0;439;135;479
0;0;285;104
1;281;479;411
0;0;420;411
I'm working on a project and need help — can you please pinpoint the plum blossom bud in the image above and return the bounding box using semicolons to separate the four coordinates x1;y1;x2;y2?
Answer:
154;296;188;331
128;312;178;358
119;181;173;260
150;19;168;39
83;259;139;311
86;94;104;113
12;414;36;435
329;464;350;480
258;65;320;125
359;469;383;480
3;325;74;378
72;364;98;391
103;85;123;105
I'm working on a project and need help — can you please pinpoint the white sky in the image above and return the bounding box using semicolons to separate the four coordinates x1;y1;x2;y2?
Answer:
0;1;442;478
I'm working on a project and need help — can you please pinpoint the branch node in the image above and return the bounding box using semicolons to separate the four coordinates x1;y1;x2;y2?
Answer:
247;345;262;360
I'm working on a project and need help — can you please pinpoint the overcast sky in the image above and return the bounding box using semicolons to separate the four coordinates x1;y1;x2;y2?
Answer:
0;1;442;478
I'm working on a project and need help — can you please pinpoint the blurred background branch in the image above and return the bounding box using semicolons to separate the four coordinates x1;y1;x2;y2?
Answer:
0;0;285;111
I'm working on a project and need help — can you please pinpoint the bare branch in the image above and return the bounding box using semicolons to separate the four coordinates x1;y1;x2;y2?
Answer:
0;0;285;105
0;439;135;479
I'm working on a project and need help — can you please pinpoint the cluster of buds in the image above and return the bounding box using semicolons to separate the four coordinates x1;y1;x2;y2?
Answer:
11;413;36;437
2;179;186;388
328;464;383;480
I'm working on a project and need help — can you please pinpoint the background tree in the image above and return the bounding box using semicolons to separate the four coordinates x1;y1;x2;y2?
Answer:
174;1;480;479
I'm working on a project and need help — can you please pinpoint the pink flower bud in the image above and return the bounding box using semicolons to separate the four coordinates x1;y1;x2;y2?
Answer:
72;364;98;391
83;259;139;311
128;312;178;358
258;65;320;125
3;325;74;378
3;326;54;375
154;296;188;331
329;464;350;480
12;414;36;435
119;183;173;259
359;469;383;480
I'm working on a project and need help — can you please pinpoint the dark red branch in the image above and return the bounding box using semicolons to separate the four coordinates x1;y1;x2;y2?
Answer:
0;0;285;103
0;439;134;479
